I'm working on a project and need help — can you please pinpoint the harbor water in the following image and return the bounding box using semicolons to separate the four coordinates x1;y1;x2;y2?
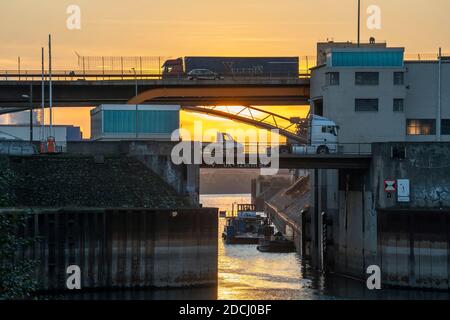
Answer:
201;194;450;300
45;194;450;300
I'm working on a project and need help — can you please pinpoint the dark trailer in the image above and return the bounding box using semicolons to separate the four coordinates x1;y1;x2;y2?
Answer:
184;57;300;78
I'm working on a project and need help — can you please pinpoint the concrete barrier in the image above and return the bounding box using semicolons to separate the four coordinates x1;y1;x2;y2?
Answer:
3;208;218;292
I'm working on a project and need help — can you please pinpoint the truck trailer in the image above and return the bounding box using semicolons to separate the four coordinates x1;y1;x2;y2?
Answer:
162;56;299;79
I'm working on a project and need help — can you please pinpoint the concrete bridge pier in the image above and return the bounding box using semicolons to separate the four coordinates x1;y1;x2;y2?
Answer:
310;168;376;278
306;168;374;274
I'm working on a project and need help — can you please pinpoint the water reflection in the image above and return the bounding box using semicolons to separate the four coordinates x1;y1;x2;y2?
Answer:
202;194;318;300
202;194;450;301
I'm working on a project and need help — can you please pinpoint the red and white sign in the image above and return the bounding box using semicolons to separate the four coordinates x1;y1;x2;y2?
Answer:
384;180;397;192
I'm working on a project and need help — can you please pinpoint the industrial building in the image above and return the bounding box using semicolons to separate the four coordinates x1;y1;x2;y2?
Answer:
298;41;450;289
310;41;449;145
90;104;180;141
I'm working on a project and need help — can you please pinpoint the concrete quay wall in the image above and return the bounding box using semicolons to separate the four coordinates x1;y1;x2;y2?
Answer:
3;208;218;292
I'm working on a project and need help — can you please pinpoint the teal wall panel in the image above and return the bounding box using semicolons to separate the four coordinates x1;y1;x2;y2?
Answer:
138;110;179;134
331;51;404;67
103;110;179;135
104;110;136;133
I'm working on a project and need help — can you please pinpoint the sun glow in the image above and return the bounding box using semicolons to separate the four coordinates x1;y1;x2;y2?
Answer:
36;105;309;141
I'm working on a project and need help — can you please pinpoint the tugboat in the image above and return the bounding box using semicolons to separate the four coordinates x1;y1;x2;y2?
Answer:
222;204;267;244
257;232;296;253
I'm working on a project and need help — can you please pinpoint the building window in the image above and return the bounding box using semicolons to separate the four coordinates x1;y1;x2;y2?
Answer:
355;99;379;112
393;99;404;112
442;120;450;135
407;119;436;135
355;72;379;85
326;72;340;85
394;72;404;85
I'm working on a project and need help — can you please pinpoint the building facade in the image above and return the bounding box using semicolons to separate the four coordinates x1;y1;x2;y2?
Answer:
305;42;450;289
310;42;449;148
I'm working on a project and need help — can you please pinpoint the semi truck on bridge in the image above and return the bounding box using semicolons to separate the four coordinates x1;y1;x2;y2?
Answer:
272;115;339;155
208;115;339;156
162;57;300;79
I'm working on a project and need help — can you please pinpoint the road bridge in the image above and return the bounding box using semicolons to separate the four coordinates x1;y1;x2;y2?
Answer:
0;78;309;110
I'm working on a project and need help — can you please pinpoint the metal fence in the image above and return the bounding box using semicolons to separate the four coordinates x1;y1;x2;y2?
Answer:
76;55;169;76
0;141;38;155
0;55;315;81
2;52;448;82
200;142;372;156
404;52;450;61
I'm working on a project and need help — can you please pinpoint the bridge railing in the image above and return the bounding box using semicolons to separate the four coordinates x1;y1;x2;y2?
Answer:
202;142;372;156
0;71;311;81
268;143;372;156
337;143;372;155
0;70;312;82
0;70;163;81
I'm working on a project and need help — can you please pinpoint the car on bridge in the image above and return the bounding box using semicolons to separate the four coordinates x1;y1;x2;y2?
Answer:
187;69;221;80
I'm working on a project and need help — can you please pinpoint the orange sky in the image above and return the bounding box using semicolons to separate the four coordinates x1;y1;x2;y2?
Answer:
2;1;450;69
2;1;450;138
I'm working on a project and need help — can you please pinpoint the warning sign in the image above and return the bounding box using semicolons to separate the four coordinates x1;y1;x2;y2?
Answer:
384;180;396;192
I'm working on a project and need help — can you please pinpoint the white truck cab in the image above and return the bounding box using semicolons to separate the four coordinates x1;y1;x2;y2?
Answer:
289;115;339;155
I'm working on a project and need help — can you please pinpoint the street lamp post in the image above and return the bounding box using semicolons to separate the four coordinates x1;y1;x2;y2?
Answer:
131;67;139;139
357;0;361;47
21;84;33;143
131;67;138;96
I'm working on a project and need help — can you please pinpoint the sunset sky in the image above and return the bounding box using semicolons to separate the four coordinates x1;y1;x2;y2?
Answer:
1;0;450;138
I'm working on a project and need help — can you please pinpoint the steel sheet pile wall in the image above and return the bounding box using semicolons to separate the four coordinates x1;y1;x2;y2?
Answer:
372;142;450;289
10;208;218;291
378;211;450;289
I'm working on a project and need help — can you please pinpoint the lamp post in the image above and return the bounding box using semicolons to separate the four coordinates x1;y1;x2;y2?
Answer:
21;85;33;143
357;0;361;47
131;67;139;139
131;67;138;96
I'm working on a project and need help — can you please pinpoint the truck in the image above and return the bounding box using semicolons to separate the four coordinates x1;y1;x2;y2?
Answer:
162;56;299;79
204;115;339;158
276;115;339;155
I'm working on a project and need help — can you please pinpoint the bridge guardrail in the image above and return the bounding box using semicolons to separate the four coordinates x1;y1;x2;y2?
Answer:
0;141;38;156
200;142;372;156
0;70;311;82
337;143;372;155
